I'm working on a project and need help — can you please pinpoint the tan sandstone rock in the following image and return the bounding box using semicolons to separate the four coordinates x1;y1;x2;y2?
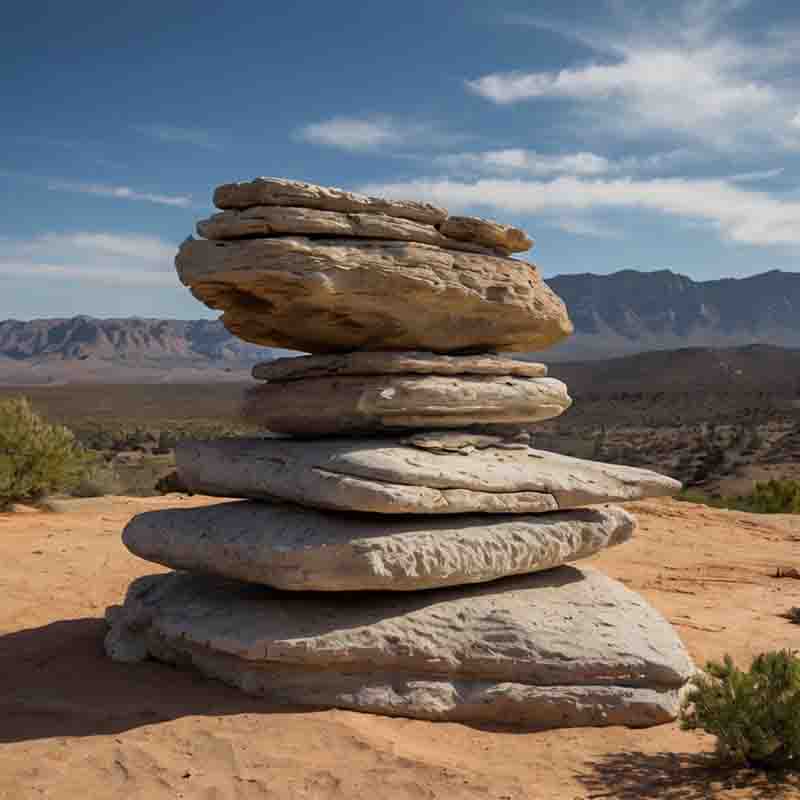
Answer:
196;207;510;256
175;237;572;353
213;176;447;224
104;566;694;727
252;352;547;381
440;215;532;253
175;437;682;514
243;375;571;436
122;502;633;591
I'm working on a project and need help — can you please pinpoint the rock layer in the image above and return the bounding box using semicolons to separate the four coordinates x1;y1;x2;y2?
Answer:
243;375;571;436
105;566;694;727
252;352;547;381
175;237;572;353
439;215;531;253
122;502;634;591
197;207;510;256
175;437;682;514
213;177;447;224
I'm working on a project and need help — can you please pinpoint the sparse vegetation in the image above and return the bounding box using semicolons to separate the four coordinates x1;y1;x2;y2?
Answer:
678;480;800;514
0;396;91;509
681;650;800;770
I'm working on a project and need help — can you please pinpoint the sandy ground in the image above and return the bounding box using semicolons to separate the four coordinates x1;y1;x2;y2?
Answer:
2;495;800;800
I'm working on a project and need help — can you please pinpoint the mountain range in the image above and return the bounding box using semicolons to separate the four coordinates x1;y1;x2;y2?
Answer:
1;269;798;382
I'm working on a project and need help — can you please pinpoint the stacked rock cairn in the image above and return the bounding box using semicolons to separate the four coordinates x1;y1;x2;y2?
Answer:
106;177;694;729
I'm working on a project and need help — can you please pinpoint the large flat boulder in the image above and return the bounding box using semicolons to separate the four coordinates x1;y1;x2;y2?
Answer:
439;215;531;253
213;177;447;224
175;237;572;353
197;207;510;256
175;437;682;514
252;351;547;381
122;502;634;591
243;375;571;436
105;566;694;728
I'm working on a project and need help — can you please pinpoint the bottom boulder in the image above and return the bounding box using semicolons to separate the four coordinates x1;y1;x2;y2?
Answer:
105;566;694;729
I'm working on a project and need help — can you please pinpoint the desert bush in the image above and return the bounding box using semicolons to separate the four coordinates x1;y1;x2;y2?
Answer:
0;396;90;509
70;460;123;498
681;650;800;770
677;480;800;514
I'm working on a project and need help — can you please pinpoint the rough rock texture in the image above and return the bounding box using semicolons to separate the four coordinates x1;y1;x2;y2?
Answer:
175;437;682;514
243;375;571;436
213;177;447;224
175;237;572;353
440;216;532;253
104;566;694;727
122;502;634;591
253;352;547;381
197;207;510;256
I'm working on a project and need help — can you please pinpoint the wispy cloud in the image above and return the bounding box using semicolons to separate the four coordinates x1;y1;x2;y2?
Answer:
134;124;221;150
728;168;785;183
359;176;800;247
48;180;192;208
469;1;800;152
297;115;466;152
0;232;177;286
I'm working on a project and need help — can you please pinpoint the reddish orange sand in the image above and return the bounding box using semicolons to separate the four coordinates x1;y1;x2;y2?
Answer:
2;496;800;799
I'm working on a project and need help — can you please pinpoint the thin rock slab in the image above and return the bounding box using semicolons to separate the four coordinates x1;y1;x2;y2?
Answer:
213;176;447;224
252;351;547;381
243;375;571;436
175;237;572;353
440;215;531;253
121;502;634;591
197;207;510;256
104;566;694;728
175;437;682;515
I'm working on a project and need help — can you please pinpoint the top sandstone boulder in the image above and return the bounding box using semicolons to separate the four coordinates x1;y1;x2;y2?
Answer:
211;177;532;254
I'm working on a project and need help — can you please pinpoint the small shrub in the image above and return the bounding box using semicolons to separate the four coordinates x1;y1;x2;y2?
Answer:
785;608;800;625
71;460;123;498
681;650;800;770
0;397;91;509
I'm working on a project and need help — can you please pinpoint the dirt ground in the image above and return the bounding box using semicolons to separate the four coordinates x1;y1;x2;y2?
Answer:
2;495;800;799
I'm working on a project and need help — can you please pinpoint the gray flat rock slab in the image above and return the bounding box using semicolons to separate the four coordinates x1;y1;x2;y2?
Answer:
252;352;548;381
242;375;571;436
175;237;572;353
122;502;634;591
105;566;694;728
175;437;682;515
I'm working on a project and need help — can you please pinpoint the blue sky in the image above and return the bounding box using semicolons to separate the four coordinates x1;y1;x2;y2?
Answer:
2;0;800;319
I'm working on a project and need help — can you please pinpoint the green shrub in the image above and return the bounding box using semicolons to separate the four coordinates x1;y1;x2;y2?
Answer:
0;396;91;509
677;480;800;514
681;650;800;769
70;460;123;498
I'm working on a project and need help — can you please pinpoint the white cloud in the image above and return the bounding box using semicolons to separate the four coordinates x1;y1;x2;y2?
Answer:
728;168;784;183
549;217;624;239
48;180;192;208
437;149;612;176
359;176;800;247
134;124;220;150
468;1;800;152
0;232;177;287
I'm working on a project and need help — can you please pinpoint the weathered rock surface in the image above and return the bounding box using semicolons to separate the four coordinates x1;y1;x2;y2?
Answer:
243;375;571;436
122;502;634;591
105;566;694;727
213;177;447;224
175;437;682;514
176;237;572;353
440;215;532;253
197;207;510;256
252;352;547;381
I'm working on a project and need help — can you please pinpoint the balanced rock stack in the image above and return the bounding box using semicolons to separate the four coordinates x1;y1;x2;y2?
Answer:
106;177;694;729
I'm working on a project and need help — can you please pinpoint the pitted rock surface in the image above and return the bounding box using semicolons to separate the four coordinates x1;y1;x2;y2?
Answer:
122;502;634;591
175;237;572;353
105;566;694;727
175;437;682;514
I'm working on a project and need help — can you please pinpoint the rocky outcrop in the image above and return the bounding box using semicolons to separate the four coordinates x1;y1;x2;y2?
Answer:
175;437;681;514
122;502;634;591
176;237;572;353
242;374;571;436
105;566;693;727
439;215;532;253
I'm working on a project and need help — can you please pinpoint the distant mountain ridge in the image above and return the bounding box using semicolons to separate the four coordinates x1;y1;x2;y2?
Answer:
0;269;798;381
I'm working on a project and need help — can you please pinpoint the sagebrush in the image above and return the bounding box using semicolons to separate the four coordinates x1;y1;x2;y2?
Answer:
0;396;90;509
681;650;800;769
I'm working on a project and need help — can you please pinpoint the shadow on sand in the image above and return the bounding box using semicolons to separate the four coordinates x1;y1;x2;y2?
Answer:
577;750;799;800
0;617;299;744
